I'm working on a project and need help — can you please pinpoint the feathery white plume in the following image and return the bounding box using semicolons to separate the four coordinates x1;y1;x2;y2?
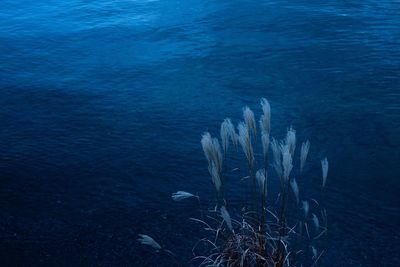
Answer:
312;213;320;232
243;106;257;140
302;200;309;219
171;191;196;201
285;127;296;156
201;132;213;162
221;118;237;153
300;140;310;173
270;138;282;178
290;178;299;204
201;132;223;192
256;169;267;189
311;246;318;259
211;137;223;173
237;122;254;165
321;158;328;187
220;206;233;231
201;132;223;173
260;98;271;134
281;144;293;182
209;162;222;192
137;234;162;250
261;132;269;161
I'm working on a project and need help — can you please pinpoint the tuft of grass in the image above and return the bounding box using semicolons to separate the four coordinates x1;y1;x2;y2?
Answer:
139;98;330;267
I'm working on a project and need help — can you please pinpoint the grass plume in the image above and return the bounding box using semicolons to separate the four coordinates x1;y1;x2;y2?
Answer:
271;138;283;178
221;118;238;154
321;158;329;187
290;178;299;205
142;98;330;267
243;106;257;141
238;122;254;166
201;132;223;192
220;206;233;232
260;98;271;134
300;140;310;173
171;191;198;201
137;234;162;250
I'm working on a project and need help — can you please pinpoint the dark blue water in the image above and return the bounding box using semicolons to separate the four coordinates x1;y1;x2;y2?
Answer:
0;0;399;266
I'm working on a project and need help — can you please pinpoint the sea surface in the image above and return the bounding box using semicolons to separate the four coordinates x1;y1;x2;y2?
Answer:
0;0;399;266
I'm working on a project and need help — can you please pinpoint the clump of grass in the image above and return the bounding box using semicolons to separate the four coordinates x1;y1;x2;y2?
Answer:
139;98;329;267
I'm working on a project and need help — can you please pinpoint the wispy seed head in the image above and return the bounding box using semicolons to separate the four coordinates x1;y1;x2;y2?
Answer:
201;132;223;192
285;127;296;156
171;191;196;201
312;213;320;232
270;138;282;178
137;234;162;250
237;122;254;165
220;206;233;231
290;178;299;204
300;140;310;173
256;169;267;189
209;162;222;192
302;200;309;219
261;132;269;161
281;143;293;182
220;118;237;153
321;157;329;187
201;132;213;163
260;98;271;134
243;106;257;140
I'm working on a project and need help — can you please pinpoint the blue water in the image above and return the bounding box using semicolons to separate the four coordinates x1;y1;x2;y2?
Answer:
0;0;399;266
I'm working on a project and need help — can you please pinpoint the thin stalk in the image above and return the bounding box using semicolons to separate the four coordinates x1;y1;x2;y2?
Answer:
221;153;227;205
248;160;257;218
276;175;290;267
260;154;269;257
196;194;204;221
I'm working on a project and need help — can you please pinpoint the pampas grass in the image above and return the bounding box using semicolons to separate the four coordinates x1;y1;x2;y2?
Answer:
285;127;296;156
137;234;162;250
210;162;222;192
300;141;310;173
201;132;223;192
312;213;320;233
302;200;309;219
238;122;254;166
201;132;223;174
221;206;233;232
281;143;293;183
290;178;299;205
171;191;198;201
271;138;283;178
221;118;238;154
243;106;257;141
256;169;267;189
260;98;271;165
141;98;330;267
260;98;271;134
261;132;270;162
321;158;329;187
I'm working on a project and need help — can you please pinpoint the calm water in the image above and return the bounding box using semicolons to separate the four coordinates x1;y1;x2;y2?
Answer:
0;0;399;266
